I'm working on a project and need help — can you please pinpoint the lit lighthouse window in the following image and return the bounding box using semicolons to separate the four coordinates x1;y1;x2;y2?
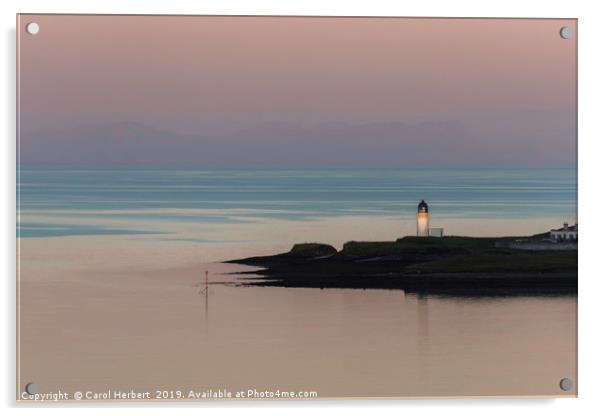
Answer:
417;200;429;237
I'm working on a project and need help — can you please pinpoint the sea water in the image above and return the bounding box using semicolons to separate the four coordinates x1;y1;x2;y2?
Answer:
17;168;578;398
18;168;576;239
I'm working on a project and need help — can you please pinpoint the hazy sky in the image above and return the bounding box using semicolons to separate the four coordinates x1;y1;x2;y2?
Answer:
18;15;577;167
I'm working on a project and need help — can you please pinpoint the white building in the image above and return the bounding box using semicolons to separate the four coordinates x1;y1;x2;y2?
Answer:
429;228;444;238
550;223;578;242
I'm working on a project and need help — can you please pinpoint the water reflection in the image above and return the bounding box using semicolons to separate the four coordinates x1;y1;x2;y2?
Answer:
196;270;212;336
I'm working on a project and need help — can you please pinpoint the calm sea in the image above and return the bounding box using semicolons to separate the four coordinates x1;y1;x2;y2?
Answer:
18;168;576;239
17;167;578;397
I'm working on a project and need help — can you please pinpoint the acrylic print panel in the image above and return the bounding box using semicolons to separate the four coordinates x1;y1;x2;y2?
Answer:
16;15;577;401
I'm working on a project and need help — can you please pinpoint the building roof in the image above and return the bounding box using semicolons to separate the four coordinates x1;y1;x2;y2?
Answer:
551;224;578;232
418;200;428;212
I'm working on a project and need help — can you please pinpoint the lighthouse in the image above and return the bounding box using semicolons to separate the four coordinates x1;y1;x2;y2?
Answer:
417;200;429;237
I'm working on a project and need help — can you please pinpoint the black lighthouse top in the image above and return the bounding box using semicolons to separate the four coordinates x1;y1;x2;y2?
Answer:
417;200;428;213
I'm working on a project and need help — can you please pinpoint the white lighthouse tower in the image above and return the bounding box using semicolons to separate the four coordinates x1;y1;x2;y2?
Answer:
417;200;429;237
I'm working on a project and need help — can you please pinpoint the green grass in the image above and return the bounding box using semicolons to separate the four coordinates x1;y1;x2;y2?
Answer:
338;236;576;273
341;236;498;257
405;251;577;273
288;243;337;257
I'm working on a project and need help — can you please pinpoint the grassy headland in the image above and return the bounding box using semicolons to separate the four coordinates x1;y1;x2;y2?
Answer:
227;235;577;295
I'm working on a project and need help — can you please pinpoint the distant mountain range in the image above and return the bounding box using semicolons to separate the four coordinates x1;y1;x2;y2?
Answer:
19;114;575;167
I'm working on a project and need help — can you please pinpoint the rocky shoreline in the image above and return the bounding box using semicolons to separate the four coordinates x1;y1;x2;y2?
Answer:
227;236;577;295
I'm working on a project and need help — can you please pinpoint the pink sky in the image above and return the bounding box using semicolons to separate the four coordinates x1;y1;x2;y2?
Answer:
17;15;577;167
